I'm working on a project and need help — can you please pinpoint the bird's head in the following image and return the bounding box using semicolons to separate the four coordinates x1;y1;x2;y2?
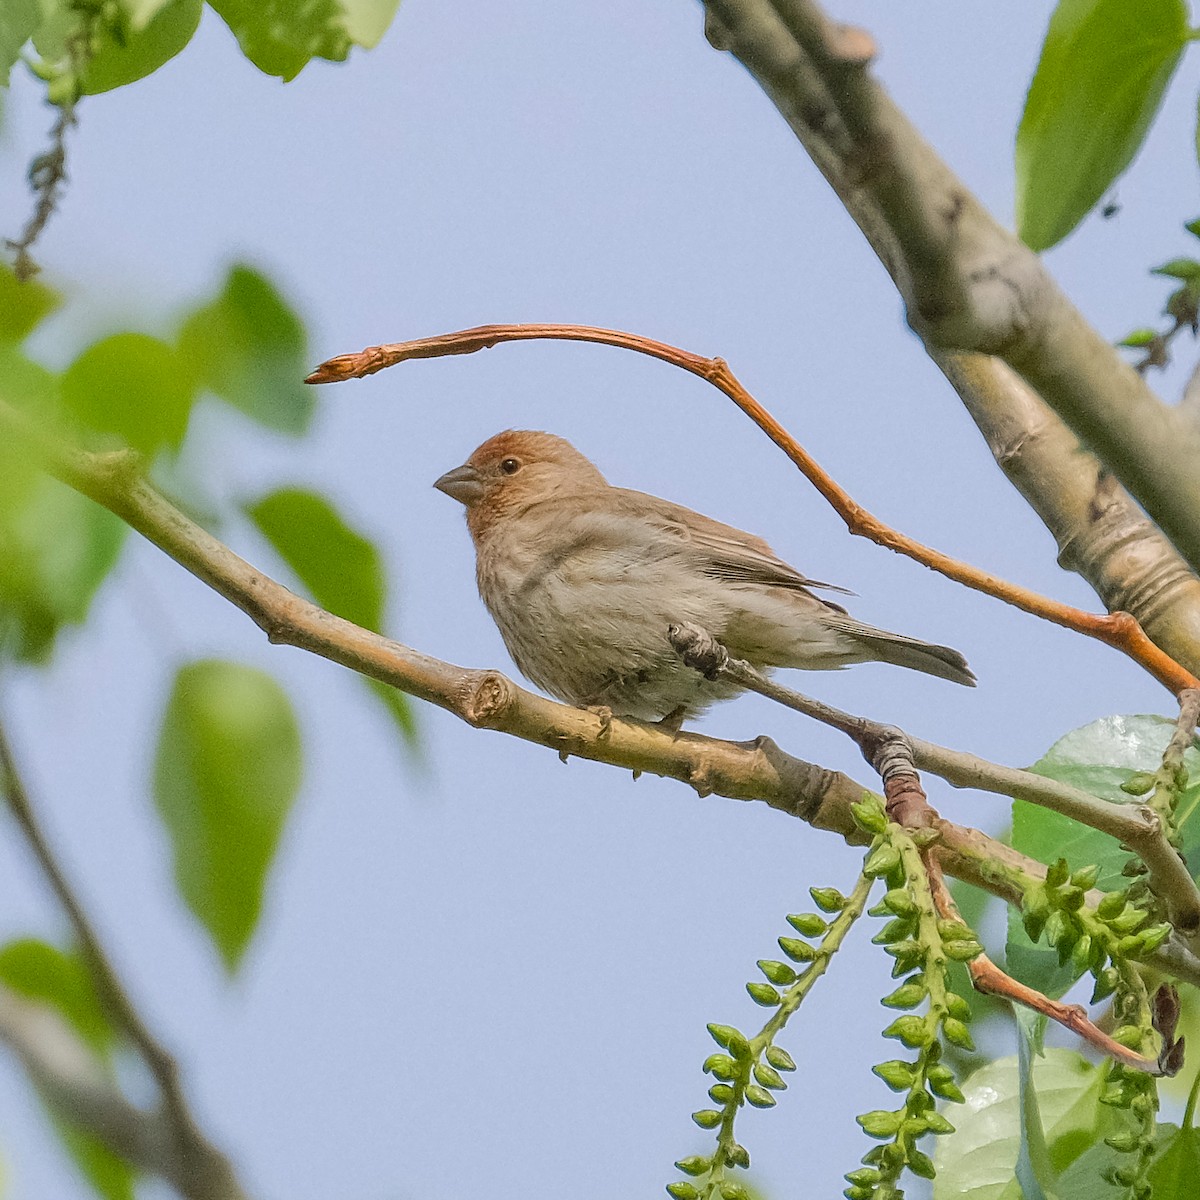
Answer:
434;430;607;537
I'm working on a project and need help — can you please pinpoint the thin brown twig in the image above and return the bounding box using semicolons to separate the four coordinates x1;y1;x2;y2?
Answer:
0;716;247;1199
926;859;1175;1076
306;323;1199;695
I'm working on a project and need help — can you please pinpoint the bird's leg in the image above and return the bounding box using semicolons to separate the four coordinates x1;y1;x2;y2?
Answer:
583;704;614;738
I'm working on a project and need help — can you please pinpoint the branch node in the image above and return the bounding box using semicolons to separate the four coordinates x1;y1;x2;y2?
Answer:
463;671;517;727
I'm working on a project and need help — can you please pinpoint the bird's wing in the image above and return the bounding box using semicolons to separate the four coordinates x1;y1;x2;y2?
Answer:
603;488;855;602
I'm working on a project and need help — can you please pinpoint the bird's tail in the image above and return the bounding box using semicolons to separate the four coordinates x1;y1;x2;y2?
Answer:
837;621;977;686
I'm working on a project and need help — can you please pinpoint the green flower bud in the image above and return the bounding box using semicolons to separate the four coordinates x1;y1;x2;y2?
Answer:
707;1023;739;1050
1071;934;1093;972
1069;864;1099;890
719;1182;750;1200
927;1068;965;1104
882;981;926;1009
925;1111;955;1135
765;1045;796;1072
844;1168;881;1187
936;919;972;942
777;936;816;963
872;1059;916;1091
1120;771;1156;796
746;982;782;1007
1116;934;1147;960
1023;907;1049;942
1100;1083;1133;1108
852;800;888;834
901;1115;929;1140
942;1018;975;1051
1112;1025;1145;1050
857;1109;902;1139
757;959;796;986
744;1084;776;1109
1045;910;1074;950
945;992;972;1021
787;912;828;937
1097;891;1127;919
726;1142;750;1170
1138;923;1171;954
1045;858;1070;888
885;939;923;967
691;1109;723;1129
1091;967;1120;1004
702;1054;738;1081
843;1188;872;1200
883;1015;930;1048
811;886;847;912
708;1083;736;1104
674;1156;710;1177
943;939;984;962
872;917;917;945
1104;1132;1141;1153
666;1183;699;1200
880;887;915;916
1108;906;1148;935
753;1062;787;1091
908;1149;936;1180
864;844;901;878
1058;885;1085;912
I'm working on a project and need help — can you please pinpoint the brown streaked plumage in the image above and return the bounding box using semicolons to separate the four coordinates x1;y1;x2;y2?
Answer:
435;431;975;722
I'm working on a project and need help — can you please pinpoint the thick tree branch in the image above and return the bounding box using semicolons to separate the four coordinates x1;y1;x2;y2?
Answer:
0;718;249;1200
308;324;1198;695
699;0;1200;628
701;0;1200;573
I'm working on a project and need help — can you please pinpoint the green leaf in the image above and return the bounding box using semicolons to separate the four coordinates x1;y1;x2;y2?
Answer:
932;1050;1122;1199
1016;0;1188;251
0;470;127;661
61;332;197;454
0;0;39;86
206;0;400;80
1151;257;1200;280
245;487;384;630
81;0;202;94
1007;714;1200;996
0;261;61;343
177;264;313;434
0;939;115;1054
52;1116;135;1200
245;486;417;747
1148;1123;1200;1195
1014;1009;1060;1200
153;659;302;971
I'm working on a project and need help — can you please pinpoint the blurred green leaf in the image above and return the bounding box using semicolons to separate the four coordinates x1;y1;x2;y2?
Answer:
245;486;417;746
207;0;401;80
932;1050;1123;1199
0;262;61;343
1148;1124;1200;1195
1116;328;1158;347
52;1116;136;1200
0;0;39;86
81;0;202;95
0;939;115;1054
1152;257;1200;280
178;264;313;434
245;487;384;630
1016;0;1188;251
1014;1009;1060;1200
1007;714;1200;996
0;471;127;661
153;659;302;971
61;332;196;455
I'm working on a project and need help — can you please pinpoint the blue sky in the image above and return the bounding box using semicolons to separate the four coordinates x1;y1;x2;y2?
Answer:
1;2;1198;1197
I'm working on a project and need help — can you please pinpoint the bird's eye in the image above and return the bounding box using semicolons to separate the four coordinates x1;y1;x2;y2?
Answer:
500;457;521;475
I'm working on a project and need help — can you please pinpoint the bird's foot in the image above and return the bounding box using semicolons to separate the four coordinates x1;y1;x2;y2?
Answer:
583;704;614;738
656;705;688;736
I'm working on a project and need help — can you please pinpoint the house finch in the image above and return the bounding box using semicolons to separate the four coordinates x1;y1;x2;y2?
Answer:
435;430;974;723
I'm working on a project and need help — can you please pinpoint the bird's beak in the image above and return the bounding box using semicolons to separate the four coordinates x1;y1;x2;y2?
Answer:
433;463;486;506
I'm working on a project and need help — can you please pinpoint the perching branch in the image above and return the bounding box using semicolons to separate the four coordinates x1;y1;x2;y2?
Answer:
0;718;250;1200
1;397;1173;981
307;323;1199;695
700;0;1200;576
666;622;1200;943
